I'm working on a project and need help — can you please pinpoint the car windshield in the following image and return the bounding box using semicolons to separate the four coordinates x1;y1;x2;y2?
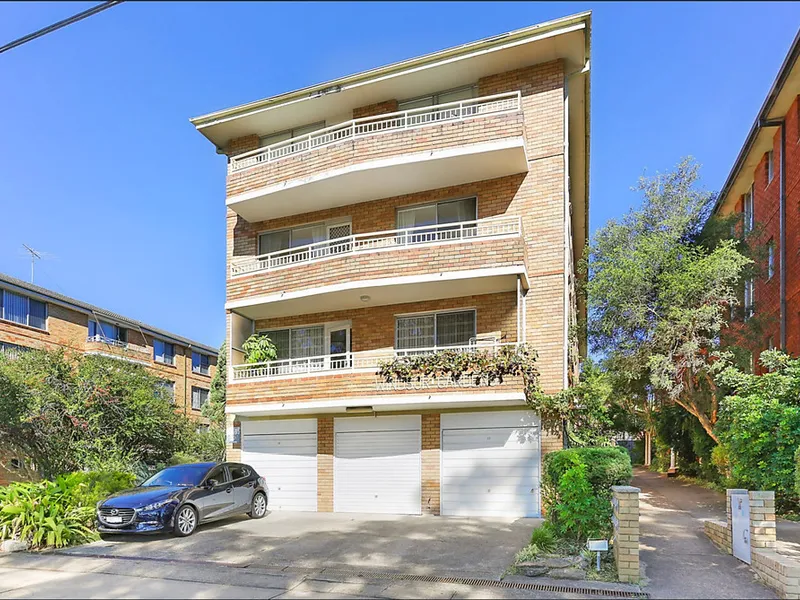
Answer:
141;464;212;488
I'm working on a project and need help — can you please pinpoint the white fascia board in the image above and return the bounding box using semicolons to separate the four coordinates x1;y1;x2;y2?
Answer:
225;266;529;312
225;392;527;416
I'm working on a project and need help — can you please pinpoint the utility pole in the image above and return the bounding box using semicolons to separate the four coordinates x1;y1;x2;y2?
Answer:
22;244;41;283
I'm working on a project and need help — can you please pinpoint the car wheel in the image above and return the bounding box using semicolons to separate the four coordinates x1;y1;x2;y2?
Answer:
249;492;267;519
174;505;198;537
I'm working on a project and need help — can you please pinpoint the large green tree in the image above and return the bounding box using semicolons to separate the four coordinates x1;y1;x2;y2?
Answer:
0;349;192;478
587;159;751;442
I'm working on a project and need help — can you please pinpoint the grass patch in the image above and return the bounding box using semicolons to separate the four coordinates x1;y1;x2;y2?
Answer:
676;475;725;493
779;511;800;522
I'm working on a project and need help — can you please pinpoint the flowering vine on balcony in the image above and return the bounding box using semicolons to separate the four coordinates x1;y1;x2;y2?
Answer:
377;343;540;391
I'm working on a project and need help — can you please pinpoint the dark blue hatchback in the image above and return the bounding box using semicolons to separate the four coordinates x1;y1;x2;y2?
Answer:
97;462;268;536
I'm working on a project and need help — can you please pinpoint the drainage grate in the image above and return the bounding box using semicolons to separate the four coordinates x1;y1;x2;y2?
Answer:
278;565;649;598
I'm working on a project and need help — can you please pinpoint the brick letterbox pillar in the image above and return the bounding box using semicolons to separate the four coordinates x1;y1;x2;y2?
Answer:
611;485;641;583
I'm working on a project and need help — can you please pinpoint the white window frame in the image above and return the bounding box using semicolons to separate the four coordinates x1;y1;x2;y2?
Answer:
157;379;176;404
743;186;754;233
154;338;176;366
398;84;478;110
766;150;774;184
191;386;209;411
394;308;477;350
395;196;478;229
259;121;326;148
744;278;755;321
192;351;210;375
257;218;352;256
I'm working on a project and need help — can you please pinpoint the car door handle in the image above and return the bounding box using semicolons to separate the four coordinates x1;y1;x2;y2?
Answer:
226;486;233;493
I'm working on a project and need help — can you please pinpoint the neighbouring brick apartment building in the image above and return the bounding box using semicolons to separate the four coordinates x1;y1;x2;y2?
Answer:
0;272;218;484
714;30;800;368
191;12;590;516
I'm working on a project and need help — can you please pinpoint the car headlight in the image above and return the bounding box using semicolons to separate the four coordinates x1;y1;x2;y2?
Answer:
140;499;178;512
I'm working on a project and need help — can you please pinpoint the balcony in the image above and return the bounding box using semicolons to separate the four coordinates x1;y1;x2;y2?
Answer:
84;335;150;362
227;342;526;416
226;217;527;319
230;215;520;277
226;92;528;222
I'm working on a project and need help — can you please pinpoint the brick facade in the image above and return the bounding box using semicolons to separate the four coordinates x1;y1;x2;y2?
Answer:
221;60;575;514
719;90;800;366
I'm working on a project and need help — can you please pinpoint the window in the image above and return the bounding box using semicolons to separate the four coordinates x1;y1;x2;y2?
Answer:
229;465;250;480
766;150;774;184
154;339;175;365
258;221;352;259
0;289;47;330
396;310;477;351
0;342;27;358
156;380;175;404
9;458;22;470
191;386;209;410
192;351;210;375
744;278;755;321
396;197;477;243
88;319;127;344
768;240;775;280
399;84;478;111
260;121;326;148
263;325;325;360
204;465;229;485
743;186;754;233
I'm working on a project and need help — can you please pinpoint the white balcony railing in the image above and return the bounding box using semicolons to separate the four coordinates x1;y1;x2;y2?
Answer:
230;215;521;277
228;91;522;174
231;341;517;381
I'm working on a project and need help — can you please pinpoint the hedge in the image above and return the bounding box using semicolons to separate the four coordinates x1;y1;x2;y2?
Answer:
543;446;633;500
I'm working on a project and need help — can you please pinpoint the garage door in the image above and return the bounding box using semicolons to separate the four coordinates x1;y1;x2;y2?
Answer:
441;411;540;517
241;419;318;512
334;415;421;514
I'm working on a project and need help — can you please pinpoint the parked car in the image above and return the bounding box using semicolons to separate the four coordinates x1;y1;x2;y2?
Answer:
97;462;268;536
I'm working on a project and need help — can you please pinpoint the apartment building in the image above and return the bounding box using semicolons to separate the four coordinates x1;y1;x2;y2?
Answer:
714;30;800;368
192;12;590;516
0;272;218;484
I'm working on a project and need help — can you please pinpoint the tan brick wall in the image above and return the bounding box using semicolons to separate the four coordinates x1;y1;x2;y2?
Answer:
612;486;641;583
0;303;86;353
353;99;398;119
226;111;524;197
421;413;441;515
749;490;777;549
704;519;732;553
317;417;334;512
752;548;800;599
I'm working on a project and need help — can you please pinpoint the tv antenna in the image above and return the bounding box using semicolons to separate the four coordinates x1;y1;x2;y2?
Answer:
22;244;42;283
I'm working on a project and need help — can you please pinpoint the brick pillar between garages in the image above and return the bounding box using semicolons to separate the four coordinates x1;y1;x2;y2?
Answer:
421;413;441;515
317;417;334;512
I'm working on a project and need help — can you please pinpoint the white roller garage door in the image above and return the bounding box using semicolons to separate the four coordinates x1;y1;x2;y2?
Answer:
441;411;540;517
334;415;421;514
241;419;318;512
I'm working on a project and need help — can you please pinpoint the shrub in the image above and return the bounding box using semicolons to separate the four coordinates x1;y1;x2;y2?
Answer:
543;446;632;509
61;471;136;507
529;522;557;553
552;456;611;542
242;334;278;364
0;478;97;549
712;444;731;479
795;447;800;500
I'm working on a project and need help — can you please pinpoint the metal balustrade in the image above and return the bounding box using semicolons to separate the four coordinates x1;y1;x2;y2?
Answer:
231;341;518;381
230;215;521;277
228;91;522;173
85;335;149;354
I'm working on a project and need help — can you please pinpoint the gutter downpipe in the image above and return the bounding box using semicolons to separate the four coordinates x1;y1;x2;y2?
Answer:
761;118;787;350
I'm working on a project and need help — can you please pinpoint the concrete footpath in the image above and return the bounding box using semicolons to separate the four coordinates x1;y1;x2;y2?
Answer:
0;552;633;599
633;468;776;599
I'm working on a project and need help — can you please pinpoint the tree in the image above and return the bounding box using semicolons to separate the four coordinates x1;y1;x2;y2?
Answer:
202;341;227;428
0;349;193;479
587;159;752;442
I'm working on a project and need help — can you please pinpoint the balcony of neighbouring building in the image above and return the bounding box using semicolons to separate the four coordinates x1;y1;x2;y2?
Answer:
225;216;528;319
225;92;528;222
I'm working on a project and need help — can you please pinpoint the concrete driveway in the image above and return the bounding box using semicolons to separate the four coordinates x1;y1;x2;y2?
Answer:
60;511;540;580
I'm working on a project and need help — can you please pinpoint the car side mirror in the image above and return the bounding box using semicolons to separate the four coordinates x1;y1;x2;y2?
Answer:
206;478;218;488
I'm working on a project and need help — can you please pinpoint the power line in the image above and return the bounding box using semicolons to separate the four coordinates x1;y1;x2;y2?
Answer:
0;1;124;55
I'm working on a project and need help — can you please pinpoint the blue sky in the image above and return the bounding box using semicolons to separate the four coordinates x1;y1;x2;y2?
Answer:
0;2;797;347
